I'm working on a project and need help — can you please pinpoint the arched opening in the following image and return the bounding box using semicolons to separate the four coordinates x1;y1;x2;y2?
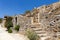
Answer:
15;17;17;24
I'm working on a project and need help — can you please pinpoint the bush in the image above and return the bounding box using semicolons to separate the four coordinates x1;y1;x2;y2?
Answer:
5;21;13;27
4;16;13;30
5;16;13;21
25;10;31;14
8;28;12;33
14;25;20;31
26;28;40;40
0;18;2;23
5;21;13;30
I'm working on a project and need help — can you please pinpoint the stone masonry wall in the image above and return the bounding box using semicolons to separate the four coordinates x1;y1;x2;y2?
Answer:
12;15;31;32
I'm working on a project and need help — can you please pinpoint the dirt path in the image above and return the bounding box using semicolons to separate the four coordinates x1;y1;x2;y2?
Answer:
0;25;28;40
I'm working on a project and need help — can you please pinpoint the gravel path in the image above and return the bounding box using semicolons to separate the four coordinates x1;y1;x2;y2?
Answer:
0;25;29;40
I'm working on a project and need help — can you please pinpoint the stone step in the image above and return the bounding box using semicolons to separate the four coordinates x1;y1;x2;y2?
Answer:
31;26;41;28
41;36;50;40
35;31;46;34
31;24;41;28
31;26;36;28
32;28;43;31
37;34;47;37
31;25;38;28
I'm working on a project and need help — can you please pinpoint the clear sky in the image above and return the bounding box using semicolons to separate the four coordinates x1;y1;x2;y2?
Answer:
0;0;59;18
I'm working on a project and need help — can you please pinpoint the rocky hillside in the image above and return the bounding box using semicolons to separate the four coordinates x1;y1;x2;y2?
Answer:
37;2;60;32
39;2;60;39
31;2;60;40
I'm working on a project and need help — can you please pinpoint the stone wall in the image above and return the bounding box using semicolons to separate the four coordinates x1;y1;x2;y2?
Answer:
12;15;32;32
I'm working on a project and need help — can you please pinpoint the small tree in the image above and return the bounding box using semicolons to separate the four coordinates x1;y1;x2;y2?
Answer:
5;21;13;30
14;25;20;31
25;28;40;40
4;16;13;30
0;18;2;23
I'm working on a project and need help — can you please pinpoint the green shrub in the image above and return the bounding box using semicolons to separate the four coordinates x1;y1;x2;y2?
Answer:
26;28;40;40
5;21;13;27
5;21;13;30
5;16;13;21
4;16;13;30
25;10;31;14
8;28;12;33
14;25;20;31
0;18;2;23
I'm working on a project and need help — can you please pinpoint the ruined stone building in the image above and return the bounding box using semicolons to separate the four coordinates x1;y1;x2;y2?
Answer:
3;2;60;40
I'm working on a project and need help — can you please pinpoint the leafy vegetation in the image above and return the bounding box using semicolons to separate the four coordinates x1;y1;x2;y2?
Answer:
0;18;3;23
25;10;31;14
25;28;40;40
8;28;12;33
14;25;20;31
4;16;13;30
5;21;13;30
